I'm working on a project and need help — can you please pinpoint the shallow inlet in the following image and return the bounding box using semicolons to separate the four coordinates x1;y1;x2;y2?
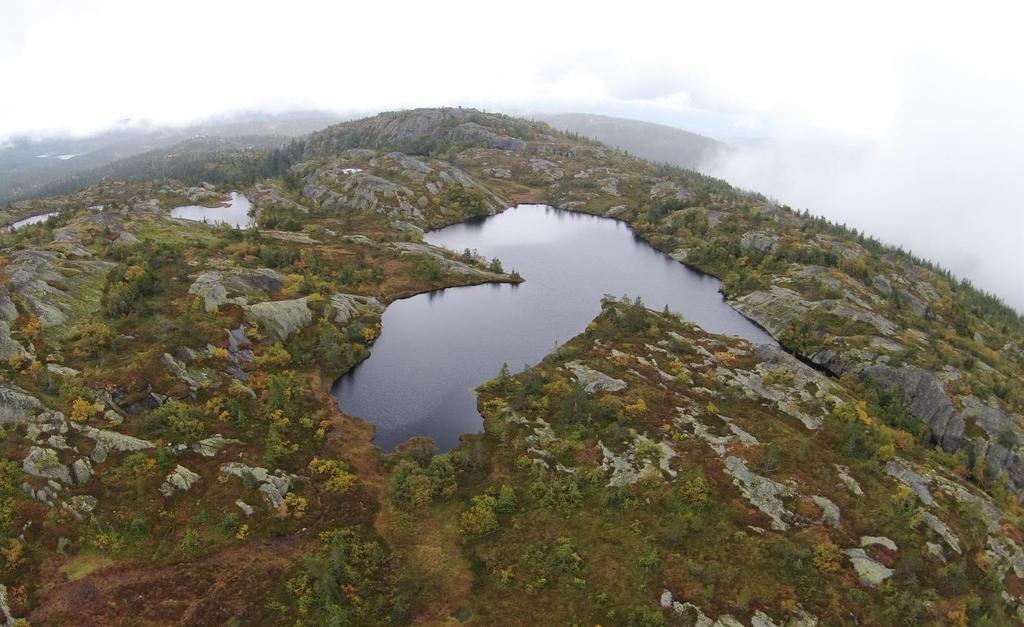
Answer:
170;192;253;228
333;204;774;451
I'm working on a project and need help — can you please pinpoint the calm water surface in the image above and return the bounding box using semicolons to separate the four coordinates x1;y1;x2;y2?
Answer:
10;212;58;230
334;204;774;451
171;192;252;228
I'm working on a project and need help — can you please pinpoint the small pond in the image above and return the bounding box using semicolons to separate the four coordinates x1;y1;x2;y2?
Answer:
171;192;253;228
333;204;775;451
10;212;58;230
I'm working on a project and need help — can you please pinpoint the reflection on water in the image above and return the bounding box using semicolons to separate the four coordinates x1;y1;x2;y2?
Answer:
171;192;253;228
334;204;775;451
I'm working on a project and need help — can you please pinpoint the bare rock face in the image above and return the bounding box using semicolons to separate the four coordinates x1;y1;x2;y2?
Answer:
564;361;627;393
245;297;313;342
861;365;965;452
329;293;383;325
723;455;797;531
3;249;115;328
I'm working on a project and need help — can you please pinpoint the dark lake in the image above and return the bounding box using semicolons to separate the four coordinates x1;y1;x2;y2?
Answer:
333;204;774;451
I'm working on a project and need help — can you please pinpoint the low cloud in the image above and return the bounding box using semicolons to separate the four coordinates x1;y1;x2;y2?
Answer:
704;62;1024;312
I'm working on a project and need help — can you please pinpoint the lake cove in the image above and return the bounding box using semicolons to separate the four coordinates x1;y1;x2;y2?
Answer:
170;191;253;228
334;204;775;451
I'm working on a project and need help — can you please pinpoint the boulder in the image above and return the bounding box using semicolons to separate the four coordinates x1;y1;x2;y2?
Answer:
845;548;894;587
0;382;44;426
71;458;92;484
75;424;154;463
220;462;297;509
0;320;30;361
160;465;201;497
191;434;242;457
835;464;864;496
45;363;80;378
22;447;73;484
861;536;898;552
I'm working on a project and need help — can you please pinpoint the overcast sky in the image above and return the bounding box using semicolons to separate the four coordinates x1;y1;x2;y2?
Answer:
2;0;1022;309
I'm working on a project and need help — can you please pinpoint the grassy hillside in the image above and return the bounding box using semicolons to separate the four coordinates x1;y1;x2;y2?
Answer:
0;108;1022;625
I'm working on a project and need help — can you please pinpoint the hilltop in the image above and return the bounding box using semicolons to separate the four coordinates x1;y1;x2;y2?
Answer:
534;112;727;169
0;107;1022;625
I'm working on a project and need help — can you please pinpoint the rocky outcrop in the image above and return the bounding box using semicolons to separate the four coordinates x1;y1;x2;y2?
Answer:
564;361;627;393
245;297;313;341
188;267;284;312
71;458;92;484
845;548;894;587
329;293;384;325
22;447;73;484
2;249;114;328
740;230;779;254
0;320;30;361
835;464;864;496
919;510;962;554
597;436;676;487
160;465;201;497
160;352;215;391
723;455;797;531
389;242;508;280
191;434;242;457
0;583;15;627
862;365;964;452
732;286;811;339
219;462;297;509
74;423;154;462
885;458;934;505
0;383;44;425
304;108;528;158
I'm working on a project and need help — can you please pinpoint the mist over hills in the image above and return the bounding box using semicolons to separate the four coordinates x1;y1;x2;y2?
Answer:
533;112;727;170
0;110;345;202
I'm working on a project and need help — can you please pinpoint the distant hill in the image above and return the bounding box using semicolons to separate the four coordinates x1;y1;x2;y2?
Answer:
534;113;727;170
0;110;345;202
